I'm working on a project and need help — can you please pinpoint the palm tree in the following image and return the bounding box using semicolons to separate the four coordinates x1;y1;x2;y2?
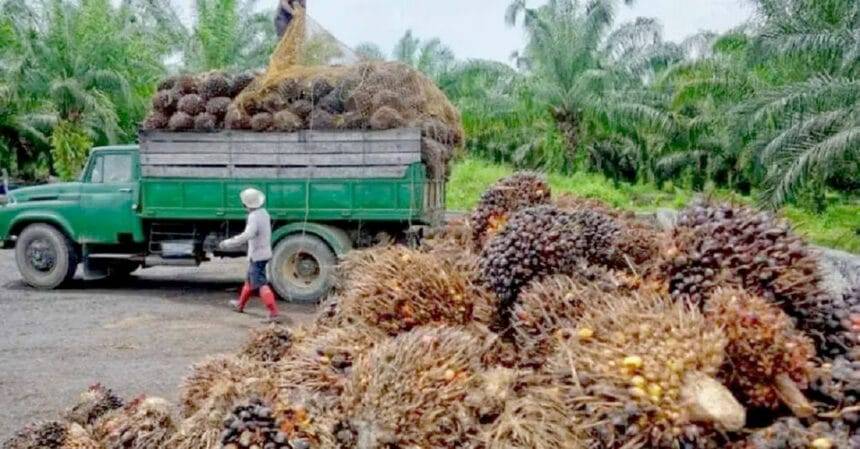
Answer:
184;0;276;71
354;42;385;61
5;0;169;179
393;30;456;80
504;0;656;155
737;0;860;208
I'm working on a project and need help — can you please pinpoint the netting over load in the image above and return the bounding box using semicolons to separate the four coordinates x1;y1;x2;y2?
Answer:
142;6;464;179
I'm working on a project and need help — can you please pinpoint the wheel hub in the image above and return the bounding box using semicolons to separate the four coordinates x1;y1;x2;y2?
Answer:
283;252;321;287
27;239;56;272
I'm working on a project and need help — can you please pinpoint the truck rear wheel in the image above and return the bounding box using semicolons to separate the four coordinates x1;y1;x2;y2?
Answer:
269;234;336;304
15;223;78;289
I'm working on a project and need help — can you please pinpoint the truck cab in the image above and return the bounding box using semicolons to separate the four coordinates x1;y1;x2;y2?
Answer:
0;130;443;303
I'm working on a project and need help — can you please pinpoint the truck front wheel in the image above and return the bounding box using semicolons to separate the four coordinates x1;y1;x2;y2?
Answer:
268;234;337;303
15;224;78;289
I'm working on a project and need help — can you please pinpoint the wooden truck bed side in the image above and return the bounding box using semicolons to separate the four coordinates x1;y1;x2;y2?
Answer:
137;129;443;225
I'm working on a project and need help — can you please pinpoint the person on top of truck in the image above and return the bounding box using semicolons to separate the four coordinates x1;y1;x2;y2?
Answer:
275;0;306;37
219;188;280;322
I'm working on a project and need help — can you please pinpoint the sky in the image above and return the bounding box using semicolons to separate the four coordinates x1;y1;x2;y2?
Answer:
169;0;756;64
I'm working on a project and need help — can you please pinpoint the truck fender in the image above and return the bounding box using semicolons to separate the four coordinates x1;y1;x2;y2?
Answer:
271;223;353;257
9;211;77;241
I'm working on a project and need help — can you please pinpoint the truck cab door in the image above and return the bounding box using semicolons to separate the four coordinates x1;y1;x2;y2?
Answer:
79;151;142;244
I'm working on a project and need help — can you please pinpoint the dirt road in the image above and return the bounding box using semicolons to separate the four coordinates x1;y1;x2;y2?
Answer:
0;251;316;438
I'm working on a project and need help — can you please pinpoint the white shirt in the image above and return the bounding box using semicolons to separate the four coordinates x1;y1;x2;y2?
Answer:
222;208;273;261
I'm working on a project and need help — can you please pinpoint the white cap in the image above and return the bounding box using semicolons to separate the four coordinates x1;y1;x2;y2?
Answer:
240;188;265;209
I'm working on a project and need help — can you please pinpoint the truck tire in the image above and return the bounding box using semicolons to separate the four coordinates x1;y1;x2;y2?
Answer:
15;223;78;289
268;234;337;304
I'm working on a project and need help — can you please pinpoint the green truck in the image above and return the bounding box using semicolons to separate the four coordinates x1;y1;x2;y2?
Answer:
0;128;444;302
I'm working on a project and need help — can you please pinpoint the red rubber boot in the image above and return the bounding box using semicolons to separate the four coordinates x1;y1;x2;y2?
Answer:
231;282;253;313
259;285;280;321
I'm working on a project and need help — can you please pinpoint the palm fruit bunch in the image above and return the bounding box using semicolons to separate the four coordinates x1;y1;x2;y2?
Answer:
666;202;838;355
554;193;662;272
811;281;860;362
666;201;824;308
277;325;386;399
332;245;497;335
469;172;551;251
475;369;582;449
729;417;858;449
421;215;472;255
64;383;124;427
93;396;176;449
510;268;623;367
169;371;277;449
2;421;101;449
705;289;816;414
220;398;299;449
808;357;860;424
545;292;744;449
178;355;268;418
142;71;257;132
242;325;294;364
2;421;68;449
479;205;620;319
335;327;493;448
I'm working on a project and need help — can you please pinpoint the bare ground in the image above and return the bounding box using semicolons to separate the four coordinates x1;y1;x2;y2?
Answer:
0;251;317;439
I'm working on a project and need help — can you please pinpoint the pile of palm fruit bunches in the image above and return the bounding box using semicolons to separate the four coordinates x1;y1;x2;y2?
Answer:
6;172;860;449
140;63;463;179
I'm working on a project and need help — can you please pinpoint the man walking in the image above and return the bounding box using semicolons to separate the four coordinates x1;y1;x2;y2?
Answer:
219;188;280;322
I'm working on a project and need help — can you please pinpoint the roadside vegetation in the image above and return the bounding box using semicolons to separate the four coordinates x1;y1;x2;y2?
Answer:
448;157;860;253
0;0;857;250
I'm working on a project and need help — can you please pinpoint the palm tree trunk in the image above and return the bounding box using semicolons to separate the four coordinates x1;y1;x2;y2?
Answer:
550;106;580;158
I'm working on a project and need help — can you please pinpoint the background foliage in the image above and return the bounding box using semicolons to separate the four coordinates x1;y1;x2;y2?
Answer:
0;0;856;247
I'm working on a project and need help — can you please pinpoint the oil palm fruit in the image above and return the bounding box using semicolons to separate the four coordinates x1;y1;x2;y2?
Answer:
94;397;176;449
241;325;293;364
336;327;492;449
167;112;193;131
65;384;124;426
511;268;623;367
198;72;230;100
705;289;816;413
220;398;295;449
470;172;552;251
479;205;620;322
177;94;205;116
334;246;497;335
546;292;741;449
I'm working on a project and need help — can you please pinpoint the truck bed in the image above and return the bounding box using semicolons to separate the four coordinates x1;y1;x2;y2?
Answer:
137;129;443;225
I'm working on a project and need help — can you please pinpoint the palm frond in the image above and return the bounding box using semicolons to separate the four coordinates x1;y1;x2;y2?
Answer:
761;123;860;208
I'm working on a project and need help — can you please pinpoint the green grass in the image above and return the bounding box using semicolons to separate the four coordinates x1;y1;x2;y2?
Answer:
447;157;860;254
